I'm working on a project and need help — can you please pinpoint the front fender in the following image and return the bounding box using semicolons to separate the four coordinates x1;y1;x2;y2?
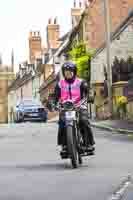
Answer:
65;119;74;126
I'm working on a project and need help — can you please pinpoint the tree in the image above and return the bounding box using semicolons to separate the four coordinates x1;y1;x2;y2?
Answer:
68;42;95;82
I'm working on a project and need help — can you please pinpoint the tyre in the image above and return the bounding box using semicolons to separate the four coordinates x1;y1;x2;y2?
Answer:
42;118;47;123
66;125;78;168
77;130;83;165
78;154;82;164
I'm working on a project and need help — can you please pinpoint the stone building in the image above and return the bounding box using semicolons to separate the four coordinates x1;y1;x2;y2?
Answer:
90;9;133;119
0;65;15;123
83;0;133;49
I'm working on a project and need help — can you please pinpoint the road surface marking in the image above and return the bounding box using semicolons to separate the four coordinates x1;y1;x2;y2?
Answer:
108;175;133;200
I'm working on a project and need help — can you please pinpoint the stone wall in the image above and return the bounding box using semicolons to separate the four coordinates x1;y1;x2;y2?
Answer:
94;81;133;120
91;15;133;85
0;79;8;123
84;0;133;49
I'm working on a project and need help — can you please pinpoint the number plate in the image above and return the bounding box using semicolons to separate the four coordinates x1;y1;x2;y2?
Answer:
65;111;76;120
29;113;38;117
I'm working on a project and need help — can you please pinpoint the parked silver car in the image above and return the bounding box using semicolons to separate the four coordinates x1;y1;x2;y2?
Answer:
13;99;48;122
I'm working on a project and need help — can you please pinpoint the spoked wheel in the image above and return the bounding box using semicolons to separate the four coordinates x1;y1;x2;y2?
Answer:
67;125;78;168
77;130;83;165
78;153;82;164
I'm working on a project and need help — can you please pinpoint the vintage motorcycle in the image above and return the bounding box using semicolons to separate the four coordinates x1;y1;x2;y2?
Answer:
58;99;94;169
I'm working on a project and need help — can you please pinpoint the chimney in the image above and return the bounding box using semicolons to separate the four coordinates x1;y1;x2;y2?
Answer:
54;17;57;24
47;17;60;49
71;0;82;27
88;0;94;4
79;1;82;8
48;18;51;24
29;30;42;64
85;1;88;8
74;0;76;7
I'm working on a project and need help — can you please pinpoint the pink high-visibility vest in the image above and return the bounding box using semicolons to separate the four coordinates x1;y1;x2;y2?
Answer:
59;78;82;106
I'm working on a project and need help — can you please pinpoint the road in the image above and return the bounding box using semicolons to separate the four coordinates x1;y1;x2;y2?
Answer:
0;122;133;200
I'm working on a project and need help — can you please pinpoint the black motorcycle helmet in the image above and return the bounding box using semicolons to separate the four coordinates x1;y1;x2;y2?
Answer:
62;61;77;81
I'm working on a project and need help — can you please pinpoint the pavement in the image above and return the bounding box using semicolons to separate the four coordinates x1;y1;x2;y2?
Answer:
48;114;133;135
90;119;133;135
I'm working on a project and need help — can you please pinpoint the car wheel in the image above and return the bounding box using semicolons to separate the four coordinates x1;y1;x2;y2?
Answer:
41;117;47;122
19;113;24;123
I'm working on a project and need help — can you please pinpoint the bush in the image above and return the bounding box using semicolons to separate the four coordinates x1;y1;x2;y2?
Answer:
68;42;95;81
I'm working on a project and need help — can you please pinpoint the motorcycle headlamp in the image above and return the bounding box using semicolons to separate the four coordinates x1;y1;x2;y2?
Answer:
63;101;74;110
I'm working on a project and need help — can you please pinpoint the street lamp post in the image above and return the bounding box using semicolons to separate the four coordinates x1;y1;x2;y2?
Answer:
103;0;113;117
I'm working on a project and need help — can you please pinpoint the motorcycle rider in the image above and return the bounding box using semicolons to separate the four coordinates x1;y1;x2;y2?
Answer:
54;61;95;155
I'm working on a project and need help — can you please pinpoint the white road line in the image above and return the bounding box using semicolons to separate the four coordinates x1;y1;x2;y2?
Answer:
108;175;133;200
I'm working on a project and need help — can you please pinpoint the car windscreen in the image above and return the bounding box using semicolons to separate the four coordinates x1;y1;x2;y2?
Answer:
22;100;42;107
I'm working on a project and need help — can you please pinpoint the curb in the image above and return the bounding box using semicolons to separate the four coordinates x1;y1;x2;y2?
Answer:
90;122;133;136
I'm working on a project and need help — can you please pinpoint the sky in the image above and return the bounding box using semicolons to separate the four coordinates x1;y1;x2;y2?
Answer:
0;0;78;71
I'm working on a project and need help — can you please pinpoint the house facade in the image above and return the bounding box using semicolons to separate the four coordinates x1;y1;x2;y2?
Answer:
90;9;133;119
82;0;133;49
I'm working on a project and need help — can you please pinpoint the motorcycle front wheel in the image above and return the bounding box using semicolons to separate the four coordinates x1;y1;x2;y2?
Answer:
78;154;82;164
66;125;78;168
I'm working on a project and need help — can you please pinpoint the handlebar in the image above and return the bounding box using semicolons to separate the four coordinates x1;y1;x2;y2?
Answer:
55;98;87;112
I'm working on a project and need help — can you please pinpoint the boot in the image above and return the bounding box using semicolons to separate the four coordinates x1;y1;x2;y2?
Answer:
85;145;95;156
60;146;68;159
